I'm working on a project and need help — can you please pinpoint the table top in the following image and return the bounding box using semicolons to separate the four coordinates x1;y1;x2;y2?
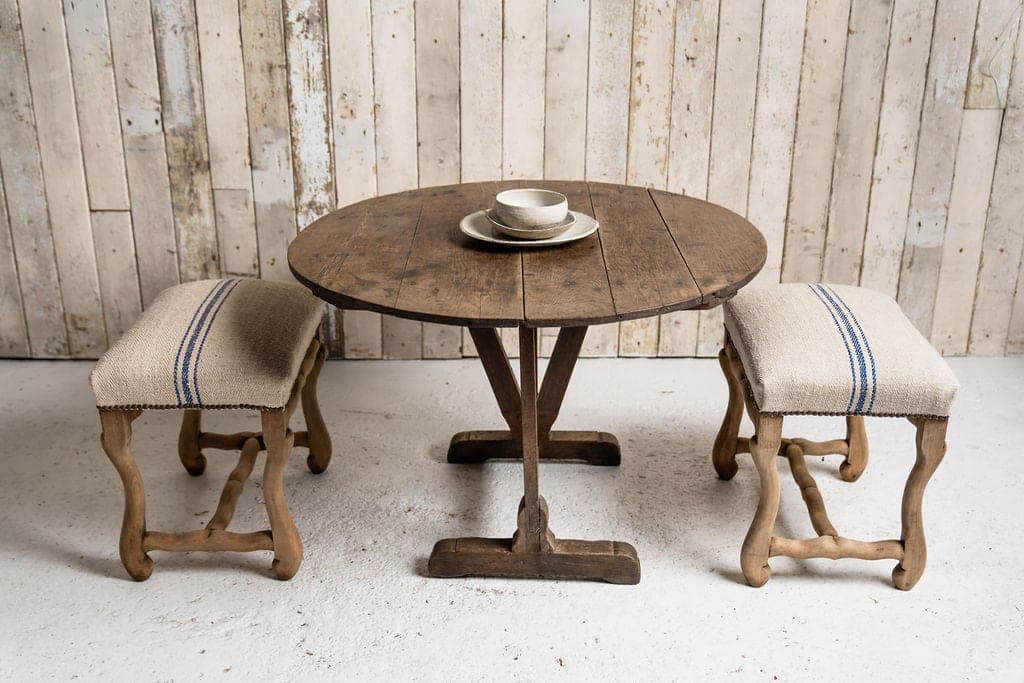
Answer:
288;180;766;328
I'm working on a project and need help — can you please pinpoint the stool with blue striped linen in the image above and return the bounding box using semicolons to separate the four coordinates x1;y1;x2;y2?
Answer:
90;278;332;580
712;283;958;590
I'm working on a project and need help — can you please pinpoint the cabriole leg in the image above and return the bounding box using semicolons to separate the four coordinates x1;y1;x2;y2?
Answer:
713;347;744;480
741;414;783;588
177;409;206;476
302;341;332;474
261;410;302;580
99;409;154;581
892;418;947;590
840;415;868;482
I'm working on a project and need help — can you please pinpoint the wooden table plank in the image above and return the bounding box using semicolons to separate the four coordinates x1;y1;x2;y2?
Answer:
588;183;701;318
396;182;524;326
649;188;765;302
523;181;617;326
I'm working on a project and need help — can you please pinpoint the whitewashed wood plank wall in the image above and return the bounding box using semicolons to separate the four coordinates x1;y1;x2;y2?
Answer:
1;0;1022;359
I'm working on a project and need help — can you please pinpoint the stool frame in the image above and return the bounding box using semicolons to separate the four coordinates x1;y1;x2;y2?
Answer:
714;338;947;590
98;334;331;581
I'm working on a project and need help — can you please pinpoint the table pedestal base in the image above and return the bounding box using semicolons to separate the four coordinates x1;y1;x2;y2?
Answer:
448;430;621;466
428;496;640;584
429;326;640;584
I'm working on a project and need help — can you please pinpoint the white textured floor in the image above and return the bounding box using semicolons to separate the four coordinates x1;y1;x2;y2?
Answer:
1;356;1022;680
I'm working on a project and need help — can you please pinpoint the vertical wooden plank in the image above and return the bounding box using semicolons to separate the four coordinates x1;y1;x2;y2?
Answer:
860;1;936;297
584;0;631;183
91;211;142;341
930;109;1002;354
971;28;1024;354
106;0;180;306
284;0;338;352
460;0;502;182
416;0;462;358
544;0;589;179
371;0;421;358
0;169;29;356
965;0;1022;109
745;0;805;286
503;0;546;179
698;0;763;357
21;0;106;357
325;0;380;357
459;0;502;357
329;0;377;204
821;0;891;285
779;0;851;283
622;0;675;357
898;0;979;333
0;0;67;357
151;0;219;282
659;0;718;356
62;0;130;211
582;0;630;357
239;0;298;281
197;0;259;277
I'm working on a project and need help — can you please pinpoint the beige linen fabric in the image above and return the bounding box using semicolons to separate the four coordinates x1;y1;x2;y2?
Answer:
724;283;958;417
91;279;324;410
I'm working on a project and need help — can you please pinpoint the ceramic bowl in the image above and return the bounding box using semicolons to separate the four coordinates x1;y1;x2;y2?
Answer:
493;189;569;230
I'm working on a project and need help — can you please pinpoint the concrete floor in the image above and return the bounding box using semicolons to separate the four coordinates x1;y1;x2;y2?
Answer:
0;356;1021;680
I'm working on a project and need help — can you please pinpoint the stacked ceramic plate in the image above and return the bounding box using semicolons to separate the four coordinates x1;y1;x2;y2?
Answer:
460;189;599;248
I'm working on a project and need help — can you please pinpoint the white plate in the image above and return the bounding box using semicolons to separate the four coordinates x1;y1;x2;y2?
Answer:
485;209;575;239
461;210;598;248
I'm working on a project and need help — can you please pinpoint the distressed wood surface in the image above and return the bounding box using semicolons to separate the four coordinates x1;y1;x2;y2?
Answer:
6;0;1023;358
860;1;937;297
898;0;980;333
0;170;28;357
821;0;891;286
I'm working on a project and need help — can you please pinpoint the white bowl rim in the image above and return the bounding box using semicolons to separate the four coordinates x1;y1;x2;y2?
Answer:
494;188;567;208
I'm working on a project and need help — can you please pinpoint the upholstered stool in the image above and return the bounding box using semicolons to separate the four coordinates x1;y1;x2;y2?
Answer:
90;278;332;580
713;283;958;590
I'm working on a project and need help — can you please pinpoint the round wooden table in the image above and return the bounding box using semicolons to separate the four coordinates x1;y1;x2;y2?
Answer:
288;180;766;584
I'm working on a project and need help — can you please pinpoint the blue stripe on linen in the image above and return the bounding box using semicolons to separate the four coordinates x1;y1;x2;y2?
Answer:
813;284;870;413
807;284;859;412
825;286;878;413
178;279;237;407
173;282;224;405
190;278;241;405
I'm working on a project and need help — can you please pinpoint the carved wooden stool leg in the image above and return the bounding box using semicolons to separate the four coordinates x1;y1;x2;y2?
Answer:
713;347;744;480
301;341;332;474
892;418;947;590
99;409;154;581
177;409;206;476
840;415;868;482
741;414;783;587
261;410;302;580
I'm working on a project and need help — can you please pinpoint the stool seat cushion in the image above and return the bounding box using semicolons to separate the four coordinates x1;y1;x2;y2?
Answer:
91;279;323;410
724;283;958;417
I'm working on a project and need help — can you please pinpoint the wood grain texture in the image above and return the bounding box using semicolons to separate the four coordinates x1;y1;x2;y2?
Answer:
0;170;28;356
197;0;259;277
860;1;936;297
503;0;546;179
151;0;219;282
62;0;130;211
780;0;851;284
930;109;1002;355
898;0;980;333
91;211;142;342
821;0;891;286
973;32;1024;355
106;0;180;306
699;0;762;356
290;181;762;327
7;0;1023;358
0;0;67;357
